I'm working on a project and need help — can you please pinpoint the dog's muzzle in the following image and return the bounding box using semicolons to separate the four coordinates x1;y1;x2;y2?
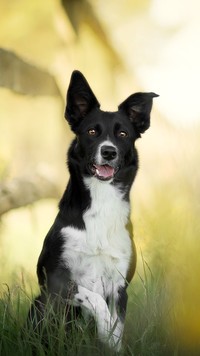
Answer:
90;144;119;181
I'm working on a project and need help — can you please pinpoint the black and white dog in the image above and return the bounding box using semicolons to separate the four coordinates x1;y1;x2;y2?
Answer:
30;71;158;350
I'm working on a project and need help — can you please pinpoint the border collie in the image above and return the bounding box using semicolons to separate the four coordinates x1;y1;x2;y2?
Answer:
29;71;158;350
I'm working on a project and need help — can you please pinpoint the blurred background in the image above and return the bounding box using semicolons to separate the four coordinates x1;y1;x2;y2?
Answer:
0;0;200;353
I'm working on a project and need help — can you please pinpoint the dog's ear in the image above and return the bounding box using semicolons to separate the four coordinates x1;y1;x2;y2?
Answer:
65;70;100;132
118;92;159;136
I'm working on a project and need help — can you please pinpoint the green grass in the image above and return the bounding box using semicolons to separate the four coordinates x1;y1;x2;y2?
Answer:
0;284;102;356
0;257;180;356
1;250;200;356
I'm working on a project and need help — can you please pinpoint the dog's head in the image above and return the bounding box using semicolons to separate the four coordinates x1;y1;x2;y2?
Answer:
65;70;158;182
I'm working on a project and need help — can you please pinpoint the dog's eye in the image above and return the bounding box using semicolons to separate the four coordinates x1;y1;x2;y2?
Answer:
88;128;96;136
118;131;128;138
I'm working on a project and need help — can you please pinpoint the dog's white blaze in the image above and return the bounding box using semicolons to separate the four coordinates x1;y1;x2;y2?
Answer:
61;178;131;298
95;139;118;165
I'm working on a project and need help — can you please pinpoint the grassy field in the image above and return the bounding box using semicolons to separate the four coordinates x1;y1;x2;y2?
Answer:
0;257;197;356
0;260;176;356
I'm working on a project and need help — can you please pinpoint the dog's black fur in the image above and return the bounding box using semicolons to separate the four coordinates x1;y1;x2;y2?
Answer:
28;71;158;350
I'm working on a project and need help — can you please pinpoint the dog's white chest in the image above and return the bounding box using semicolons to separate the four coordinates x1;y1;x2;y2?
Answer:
61;179;132;298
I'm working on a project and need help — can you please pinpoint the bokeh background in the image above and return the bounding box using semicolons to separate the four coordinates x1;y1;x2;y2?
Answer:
0;0;200;353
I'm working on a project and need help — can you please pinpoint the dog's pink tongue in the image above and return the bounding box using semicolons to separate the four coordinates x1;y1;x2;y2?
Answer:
95;165;114;178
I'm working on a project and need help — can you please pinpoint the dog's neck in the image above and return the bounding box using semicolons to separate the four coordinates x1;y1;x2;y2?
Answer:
83;176;130;210
61;176;131;255
83;176;130;249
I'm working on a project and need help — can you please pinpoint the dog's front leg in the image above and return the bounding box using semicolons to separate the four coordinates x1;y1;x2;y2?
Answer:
106;288;128;351
107;308;125;351
73;285;122;350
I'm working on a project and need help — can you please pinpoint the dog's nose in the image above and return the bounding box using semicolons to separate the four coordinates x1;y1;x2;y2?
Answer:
101;145;117;161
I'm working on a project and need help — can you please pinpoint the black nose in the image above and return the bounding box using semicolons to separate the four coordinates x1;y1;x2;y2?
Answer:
101;145;117;161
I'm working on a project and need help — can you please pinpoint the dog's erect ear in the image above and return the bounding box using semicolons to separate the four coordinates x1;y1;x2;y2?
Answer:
118;92;159;136
65;70;100;131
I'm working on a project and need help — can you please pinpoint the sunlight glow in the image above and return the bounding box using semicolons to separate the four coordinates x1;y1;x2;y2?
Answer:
144;0;200;126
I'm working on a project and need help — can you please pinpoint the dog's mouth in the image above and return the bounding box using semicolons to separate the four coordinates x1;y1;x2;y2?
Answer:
90;164;118;181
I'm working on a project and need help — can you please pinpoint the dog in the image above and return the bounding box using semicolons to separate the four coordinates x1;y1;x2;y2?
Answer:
29;70;158;351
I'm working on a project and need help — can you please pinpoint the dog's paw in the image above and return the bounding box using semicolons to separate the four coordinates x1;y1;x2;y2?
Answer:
74;286;107;317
